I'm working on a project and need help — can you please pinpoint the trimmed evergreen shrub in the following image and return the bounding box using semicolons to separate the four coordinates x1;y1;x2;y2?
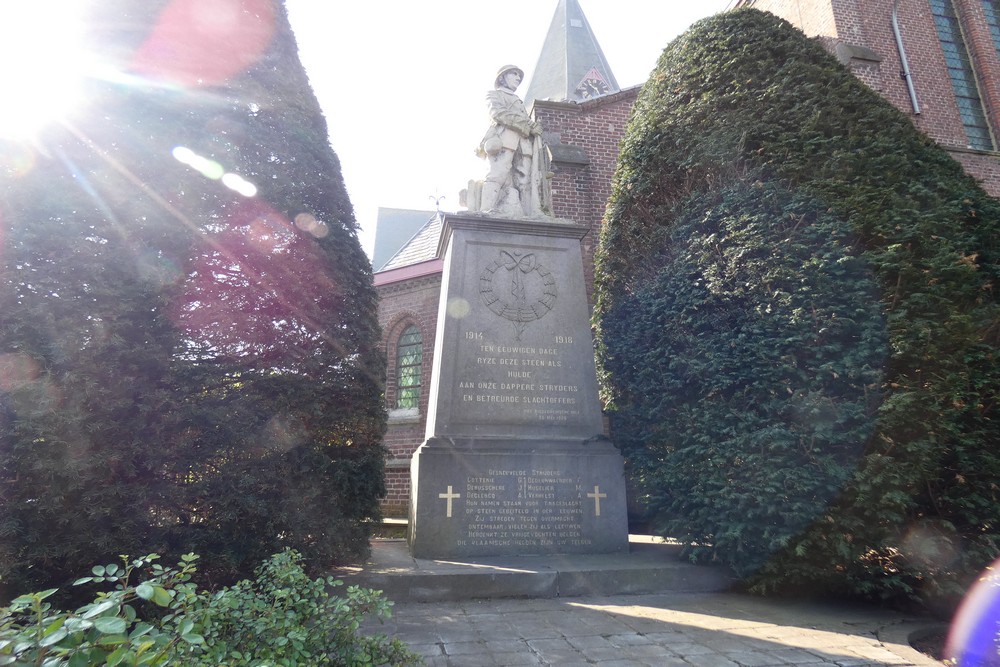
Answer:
596;8;1000;605
0;2;386;596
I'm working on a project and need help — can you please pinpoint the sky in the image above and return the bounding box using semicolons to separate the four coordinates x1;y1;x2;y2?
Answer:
284;1;733;259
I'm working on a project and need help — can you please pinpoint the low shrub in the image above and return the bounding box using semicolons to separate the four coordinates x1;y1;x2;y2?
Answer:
0;550;419;666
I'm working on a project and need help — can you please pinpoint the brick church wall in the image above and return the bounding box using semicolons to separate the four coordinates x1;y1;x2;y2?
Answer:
742;0;1000;197
376;271;441;516
533;89;639;304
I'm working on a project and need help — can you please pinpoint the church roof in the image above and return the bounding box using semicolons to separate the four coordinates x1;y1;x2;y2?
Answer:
371;208;439;272
377;211;444;272
524;0;620;106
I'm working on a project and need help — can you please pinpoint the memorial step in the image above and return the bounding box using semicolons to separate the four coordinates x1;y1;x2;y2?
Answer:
331;536;737;603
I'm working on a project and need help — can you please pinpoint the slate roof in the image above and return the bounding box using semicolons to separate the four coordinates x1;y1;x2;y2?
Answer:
371;208;439;272
524;0;621;106
377;211;444;272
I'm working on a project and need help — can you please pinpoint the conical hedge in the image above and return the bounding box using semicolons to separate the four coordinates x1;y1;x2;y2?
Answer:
0;1;386;596
595;8;1000;605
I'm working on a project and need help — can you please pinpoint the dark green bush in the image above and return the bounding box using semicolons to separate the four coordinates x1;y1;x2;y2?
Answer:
601;181;886;576
0;550;419;666
596;8;1000;605
0;2;386;596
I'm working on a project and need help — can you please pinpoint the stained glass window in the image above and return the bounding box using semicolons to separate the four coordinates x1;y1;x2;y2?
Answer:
396;325;422;410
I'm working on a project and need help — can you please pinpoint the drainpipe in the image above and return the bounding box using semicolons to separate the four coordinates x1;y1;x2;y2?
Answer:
892;0;921;114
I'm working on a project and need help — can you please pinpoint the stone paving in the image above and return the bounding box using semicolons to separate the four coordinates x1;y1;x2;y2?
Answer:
373;592;943;666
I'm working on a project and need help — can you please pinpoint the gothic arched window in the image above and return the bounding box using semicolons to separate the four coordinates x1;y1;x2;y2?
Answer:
396;325;422;410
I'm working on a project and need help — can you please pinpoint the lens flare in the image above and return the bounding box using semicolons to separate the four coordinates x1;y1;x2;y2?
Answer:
1;143;38;177
946;562;1000;665
172;146;224;180
222;172;257;197
294;212;317;231
261;414;307;453
901;521;959;570
294;213;330;238
447;298;471;319
0;353;40;391
173;146;257;196
135;248;184;288
130;0;275;87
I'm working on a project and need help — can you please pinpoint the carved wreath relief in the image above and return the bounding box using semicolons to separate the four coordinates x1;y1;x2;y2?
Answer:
479;250;557;340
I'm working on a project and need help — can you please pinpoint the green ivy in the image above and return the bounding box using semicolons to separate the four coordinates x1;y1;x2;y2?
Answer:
596;8;1000;606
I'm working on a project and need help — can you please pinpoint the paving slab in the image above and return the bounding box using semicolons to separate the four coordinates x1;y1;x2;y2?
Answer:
343;536;942;665
365;592;943;666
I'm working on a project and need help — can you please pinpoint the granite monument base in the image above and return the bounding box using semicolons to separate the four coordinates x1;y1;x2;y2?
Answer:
409;213;628;559
409;437;628;559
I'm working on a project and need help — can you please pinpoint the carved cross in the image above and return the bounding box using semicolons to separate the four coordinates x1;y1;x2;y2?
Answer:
438;485;460;518
587;485;607;517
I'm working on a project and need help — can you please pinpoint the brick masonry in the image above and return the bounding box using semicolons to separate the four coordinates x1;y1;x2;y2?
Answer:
741;0;1000;196
375;1;1000;515
534;89;640;304
376;273;440;516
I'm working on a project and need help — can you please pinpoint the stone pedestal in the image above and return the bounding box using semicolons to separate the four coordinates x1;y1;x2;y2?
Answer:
409;214;628;559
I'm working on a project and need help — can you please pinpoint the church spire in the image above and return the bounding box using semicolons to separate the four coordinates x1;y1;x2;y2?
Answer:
524;0;620;106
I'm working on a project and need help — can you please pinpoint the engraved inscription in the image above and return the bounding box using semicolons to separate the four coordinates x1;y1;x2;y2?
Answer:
457;334;583;423
459;470;595;548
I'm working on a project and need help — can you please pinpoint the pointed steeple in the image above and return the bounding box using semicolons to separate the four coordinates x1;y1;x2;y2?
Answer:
524;0;620;106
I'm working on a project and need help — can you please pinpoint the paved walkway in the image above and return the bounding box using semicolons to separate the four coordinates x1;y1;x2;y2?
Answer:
374;592;944;666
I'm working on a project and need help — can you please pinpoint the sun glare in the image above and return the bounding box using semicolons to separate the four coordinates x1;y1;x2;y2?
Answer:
0;3;90;140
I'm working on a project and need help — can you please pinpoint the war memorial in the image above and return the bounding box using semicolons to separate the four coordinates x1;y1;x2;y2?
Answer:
408;65;628;559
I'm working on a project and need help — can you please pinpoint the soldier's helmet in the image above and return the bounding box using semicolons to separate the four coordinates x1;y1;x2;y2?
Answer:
495;65;524;89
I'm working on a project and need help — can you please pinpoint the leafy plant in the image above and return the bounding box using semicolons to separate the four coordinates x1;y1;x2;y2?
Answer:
0;550;419;666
